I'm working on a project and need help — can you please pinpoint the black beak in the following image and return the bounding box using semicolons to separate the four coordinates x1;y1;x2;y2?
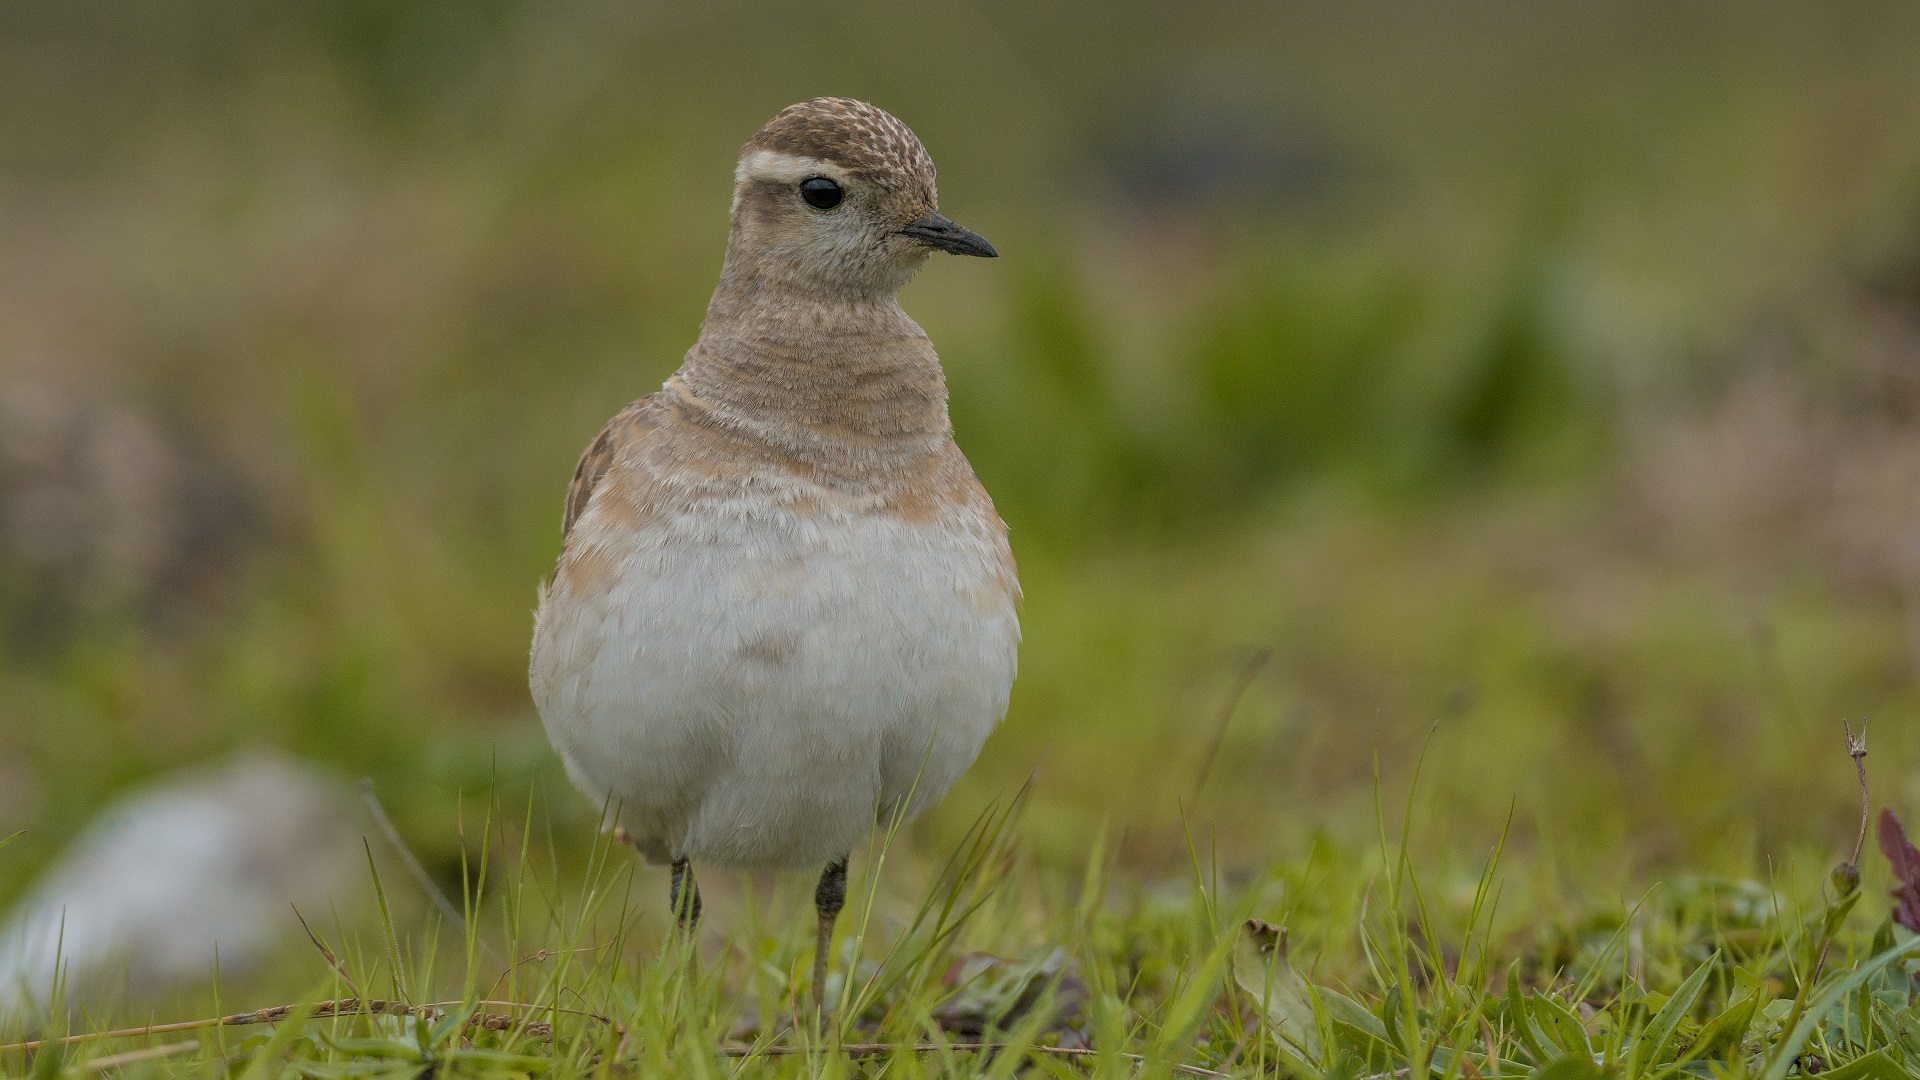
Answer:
899;213;998;258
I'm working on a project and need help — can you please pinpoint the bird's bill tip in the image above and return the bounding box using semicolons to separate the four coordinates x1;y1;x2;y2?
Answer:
899;214;997;258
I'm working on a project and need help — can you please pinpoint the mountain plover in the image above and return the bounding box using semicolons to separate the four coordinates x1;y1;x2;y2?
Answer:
528;97;1019;1009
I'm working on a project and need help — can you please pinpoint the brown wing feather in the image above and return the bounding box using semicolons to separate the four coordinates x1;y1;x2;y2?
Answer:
561;398;657;544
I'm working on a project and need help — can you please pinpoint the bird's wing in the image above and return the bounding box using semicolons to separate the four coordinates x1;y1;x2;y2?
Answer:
561;397;660;545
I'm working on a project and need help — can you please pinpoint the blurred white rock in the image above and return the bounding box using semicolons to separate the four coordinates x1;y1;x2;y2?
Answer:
0;753;363;1018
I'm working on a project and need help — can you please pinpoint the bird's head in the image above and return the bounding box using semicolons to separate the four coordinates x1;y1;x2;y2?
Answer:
724;98;996;299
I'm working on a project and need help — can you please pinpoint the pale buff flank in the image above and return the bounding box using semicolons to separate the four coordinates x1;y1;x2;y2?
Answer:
527;98;1018;1005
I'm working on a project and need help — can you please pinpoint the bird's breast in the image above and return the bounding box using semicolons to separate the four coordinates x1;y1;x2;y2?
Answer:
532;459;1019;717
528;427;1019;867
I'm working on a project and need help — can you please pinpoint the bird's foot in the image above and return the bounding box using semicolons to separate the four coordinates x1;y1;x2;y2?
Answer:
669;857;702;931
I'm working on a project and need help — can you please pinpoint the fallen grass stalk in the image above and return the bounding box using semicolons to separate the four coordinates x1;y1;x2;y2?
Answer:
0;997;633;1054
79;1040;201;1071
716;1040;1235;1078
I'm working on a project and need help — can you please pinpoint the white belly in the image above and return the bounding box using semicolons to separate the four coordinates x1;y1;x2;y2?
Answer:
529;503;1019;869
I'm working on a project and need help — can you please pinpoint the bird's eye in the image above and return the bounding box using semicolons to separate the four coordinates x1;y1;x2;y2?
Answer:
799;177;843;210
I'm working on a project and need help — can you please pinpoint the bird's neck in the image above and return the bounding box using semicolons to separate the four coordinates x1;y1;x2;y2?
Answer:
674;269;952;452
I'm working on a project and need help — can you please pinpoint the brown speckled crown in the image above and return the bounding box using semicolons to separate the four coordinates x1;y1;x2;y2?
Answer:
745;98;937;191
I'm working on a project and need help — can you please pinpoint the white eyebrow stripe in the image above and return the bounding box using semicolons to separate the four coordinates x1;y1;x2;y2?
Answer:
735;150;844;186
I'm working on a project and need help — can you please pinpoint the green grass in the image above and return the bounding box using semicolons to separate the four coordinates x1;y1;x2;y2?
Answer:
3;736;1913;1079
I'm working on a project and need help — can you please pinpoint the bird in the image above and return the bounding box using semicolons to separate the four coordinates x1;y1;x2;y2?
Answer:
528;97;1019;1012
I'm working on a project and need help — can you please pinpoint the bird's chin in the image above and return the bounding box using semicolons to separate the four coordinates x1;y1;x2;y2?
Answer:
871;246;934;291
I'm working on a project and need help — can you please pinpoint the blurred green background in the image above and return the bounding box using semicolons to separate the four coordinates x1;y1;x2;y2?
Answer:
4;0;1920;914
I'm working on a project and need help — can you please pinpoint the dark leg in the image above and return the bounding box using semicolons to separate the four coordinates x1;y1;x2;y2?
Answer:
813;858;849;1018
669;857;702;931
